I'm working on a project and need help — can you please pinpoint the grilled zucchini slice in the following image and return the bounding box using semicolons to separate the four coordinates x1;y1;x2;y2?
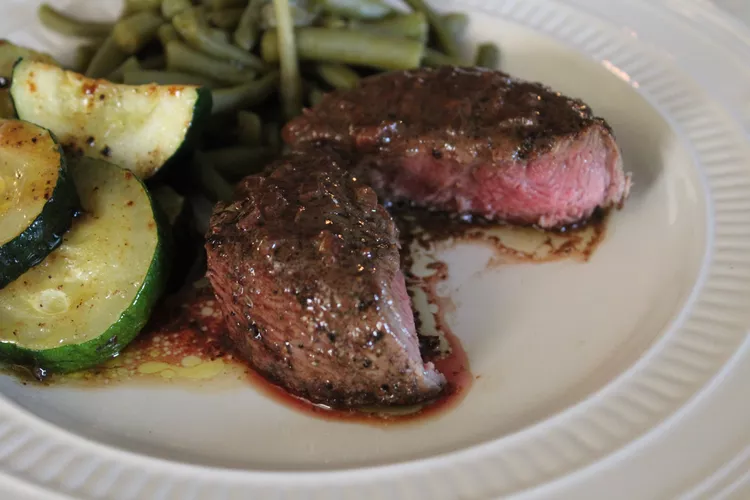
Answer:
0;119;78;288
10;59;211;179
0;157;169;373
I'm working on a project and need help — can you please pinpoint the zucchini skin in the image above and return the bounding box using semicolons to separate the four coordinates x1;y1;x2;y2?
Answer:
0;173;172;374
150;87;213;183
0;137;79;289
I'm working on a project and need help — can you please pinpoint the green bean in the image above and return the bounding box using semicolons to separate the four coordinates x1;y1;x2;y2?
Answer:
193;152;234;202
139;53;166;70
73;45;98;73
355;12;428;41
316;63;359;89
273;0;303;119
315;0;392;20
233;0;264;50
261;28;424;70
166;40;258;84
475;43;499;69
236;111;263;146
86;35;128;78
264;122;281;151
162;0;193;20
259;2;318;29
124;70;220;88
207;26;232;44
442;12;468;39
201;146;273;177
37;4;114;39
123;0;162;14
203;0;248;11
402;0;461;59
107;56;142;82
320;15;347;29
152;185;185;227
210;71;279;114
173;8;267;70
208;8;246;30
0;42;57;75
158;24;180;47
113;11;163;54
422;47;462;67
0;92;13;120
308;85;325;106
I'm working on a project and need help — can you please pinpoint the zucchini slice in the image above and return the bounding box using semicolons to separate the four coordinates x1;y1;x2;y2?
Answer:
10;59;212;179
0;40;57;119
0;119;78;288
0;157;170;373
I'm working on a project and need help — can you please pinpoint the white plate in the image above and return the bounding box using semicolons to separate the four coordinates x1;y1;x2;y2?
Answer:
2;0;750;498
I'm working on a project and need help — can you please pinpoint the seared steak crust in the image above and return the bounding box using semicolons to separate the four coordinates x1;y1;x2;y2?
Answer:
283;66;631;228
206;148;445;407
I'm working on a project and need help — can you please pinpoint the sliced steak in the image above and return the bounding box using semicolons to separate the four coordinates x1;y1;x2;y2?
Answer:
283;66;631;228
205;148;445;408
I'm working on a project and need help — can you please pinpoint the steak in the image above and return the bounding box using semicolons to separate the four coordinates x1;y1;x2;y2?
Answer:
283;66;631;228
205;148;445;408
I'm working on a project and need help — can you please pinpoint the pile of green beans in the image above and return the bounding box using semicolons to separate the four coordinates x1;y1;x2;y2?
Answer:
35;0;499;203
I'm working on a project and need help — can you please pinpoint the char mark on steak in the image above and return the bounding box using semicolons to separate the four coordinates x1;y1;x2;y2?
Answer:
205;148;445;408
283;66;631;229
